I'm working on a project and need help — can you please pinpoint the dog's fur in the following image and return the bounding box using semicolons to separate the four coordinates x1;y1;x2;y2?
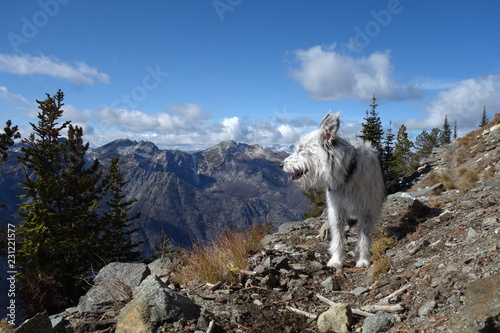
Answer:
281;112;386;268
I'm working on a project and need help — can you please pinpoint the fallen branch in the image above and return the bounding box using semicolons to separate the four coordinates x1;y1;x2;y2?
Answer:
185;282;207;295
369;304;404;313
315;294;373;317
286;306;318;319
381;283;411;303
207;281;224;291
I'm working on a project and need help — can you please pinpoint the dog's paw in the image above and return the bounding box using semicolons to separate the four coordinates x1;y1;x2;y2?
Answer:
326;258;343;269
355;259;370;268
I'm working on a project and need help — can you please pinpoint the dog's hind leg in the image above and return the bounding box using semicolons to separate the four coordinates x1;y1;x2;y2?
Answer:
355;216;373;267
326;192;346;269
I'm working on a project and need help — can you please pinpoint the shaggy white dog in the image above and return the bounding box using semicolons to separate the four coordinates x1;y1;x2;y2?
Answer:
281;112;386;268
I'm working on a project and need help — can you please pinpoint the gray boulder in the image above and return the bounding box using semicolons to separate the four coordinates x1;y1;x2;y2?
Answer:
362;311;396;333
15;312;54;333
78;262;151;314
116;275;200;333
464;273;500;332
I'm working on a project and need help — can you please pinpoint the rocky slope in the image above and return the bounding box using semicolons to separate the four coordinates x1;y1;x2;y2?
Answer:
14;114;500;332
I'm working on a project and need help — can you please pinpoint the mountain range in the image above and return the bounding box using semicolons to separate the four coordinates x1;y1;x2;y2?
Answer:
1;139;307;257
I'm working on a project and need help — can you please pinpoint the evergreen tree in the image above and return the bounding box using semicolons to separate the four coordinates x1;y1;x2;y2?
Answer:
1;120;20;207
302;188;326;219
479;106;489;127
393;124;415;178
100;157;144;263
440;114;452;145
415;127;441;158
358;95;384;155
17;90;104;315
150;225;177;261
453;121;458;140
1;120;20;162
381;121;396;187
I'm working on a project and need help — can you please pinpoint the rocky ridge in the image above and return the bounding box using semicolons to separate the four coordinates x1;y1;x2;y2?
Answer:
0;139;307;254
13;115;500;332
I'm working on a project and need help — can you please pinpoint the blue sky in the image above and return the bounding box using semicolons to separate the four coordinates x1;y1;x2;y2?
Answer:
1;0;499;150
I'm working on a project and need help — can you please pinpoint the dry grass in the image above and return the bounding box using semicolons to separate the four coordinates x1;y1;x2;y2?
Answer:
372;236;396;261
372;256;391;278
371;236;395;278
175;225;268;284
457;168;479;191
426;171;456;191
0;319;14;333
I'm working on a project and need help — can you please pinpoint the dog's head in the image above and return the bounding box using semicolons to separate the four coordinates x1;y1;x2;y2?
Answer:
280;112;341;188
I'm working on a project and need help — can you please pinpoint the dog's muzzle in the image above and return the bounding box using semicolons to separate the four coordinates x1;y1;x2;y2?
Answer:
291;168;308;180
280;162;308;181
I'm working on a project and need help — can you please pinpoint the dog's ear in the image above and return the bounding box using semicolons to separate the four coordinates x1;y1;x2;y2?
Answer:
319;112;340;144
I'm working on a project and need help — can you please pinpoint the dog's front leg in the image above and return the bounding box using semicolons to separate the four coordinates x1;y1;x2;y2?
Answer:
326;191;346;269
355;216;373;267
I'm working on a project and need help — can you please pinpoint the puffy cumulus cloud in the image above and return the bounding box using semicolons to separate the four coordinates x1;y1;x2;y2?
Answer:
99;107;194;133
404;75;500;133
289;45;419;101
0;53;110;85
92;107;314;150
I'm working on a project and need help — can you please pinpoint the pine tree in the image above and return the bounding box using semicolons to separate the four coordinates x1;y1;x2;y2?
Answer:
453;121;458;140
17;91;104;315
302;188;326;219
393;124;415;178
100;157;144;263
440;114;451;145
151;225;177;261
479;106;489;127
415;127;441;158
1;120;20;207
1;120;20;162
381;121;396;187
358;95;384;155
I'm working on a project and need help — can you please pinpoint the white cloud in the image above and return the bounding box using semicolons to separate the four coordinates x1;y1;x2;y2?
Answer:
405;75;500;132
170;103;211;120
289;45;419;101
0;86;36;112
0;53;110;85
99;107;195;133
91;105;313;149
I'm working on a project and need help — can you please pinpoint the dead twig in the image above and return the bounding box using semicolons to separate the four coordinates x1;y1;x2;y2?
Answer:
315;294;373;317
286;306;318;319
185;282;207;295
381;283;411;303
239;269;257;276
207;281;224;291
369;304;404;313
